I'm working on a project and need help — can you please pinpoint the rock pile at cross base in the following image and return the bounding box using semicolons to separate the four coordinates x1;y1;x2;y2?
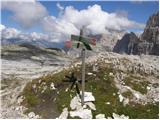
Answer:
57;92;129;119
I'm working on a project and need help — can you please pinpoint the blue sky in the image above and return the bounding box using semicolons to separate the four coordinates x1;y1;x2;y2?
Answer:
1;1;159;33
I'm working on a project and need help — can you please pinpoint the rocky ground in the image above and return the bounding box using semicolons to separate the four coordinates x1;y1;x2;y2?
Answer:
0;44;72;118
13;51;159;119
1;60;66;118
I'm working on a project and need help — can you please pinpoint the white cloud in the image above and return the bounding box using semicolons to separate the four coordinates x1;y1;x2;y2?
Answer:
56;2;64;11
42;4;145;42
1;25;48;41
2;27;21;39
0;24;6;31
2;0;48;28
2;2;145;42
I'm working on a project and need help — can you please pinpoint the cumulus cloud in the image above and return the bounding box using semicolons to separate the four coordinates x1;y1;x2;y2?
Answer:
1;24;49;41
1;0;48;28
1;26;21;39
2;1;145;42
42;4;145;41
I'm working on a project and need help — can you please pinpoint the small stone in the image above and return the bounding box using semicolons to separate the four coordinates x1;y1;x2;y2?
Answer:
96;114;106;119
147;86;151;90
50;82;56;90
87;72;93;75
109;72;114;76
15;107;20;111
28;112;35;118
17;96;24;104
82;92;95;102
82;104;87;109
119;94;124;102
65;88;69;92
105;102;110;105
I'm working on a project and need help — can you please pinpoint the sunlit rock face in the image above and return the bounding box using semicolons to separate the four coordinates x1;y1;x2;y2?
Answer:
139;12;159;55
113;12;159;56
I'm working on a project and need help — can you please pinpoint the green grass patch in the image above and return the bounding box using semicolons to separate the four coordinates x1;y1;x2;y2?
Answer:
122;90;133;99
123;75;150;94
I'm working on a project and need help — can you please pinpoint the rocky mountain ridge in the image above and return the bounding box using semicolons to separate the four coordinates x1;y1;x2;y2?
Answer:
113;12;159;55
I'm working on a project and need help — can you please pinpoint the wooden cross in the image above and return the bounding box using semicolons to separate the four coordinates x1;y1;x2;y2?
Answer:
66;28;96;106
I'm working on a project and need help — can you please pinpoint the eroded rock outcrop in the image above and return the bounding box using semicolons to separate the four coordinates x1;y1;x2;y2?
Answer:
113;32;139;54
138;12;159;55
113;12;159;56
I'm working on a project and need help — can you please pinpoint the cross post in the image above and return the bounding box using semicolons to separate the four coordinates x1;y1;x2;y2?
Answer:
69;27;96;106
81;48;85;106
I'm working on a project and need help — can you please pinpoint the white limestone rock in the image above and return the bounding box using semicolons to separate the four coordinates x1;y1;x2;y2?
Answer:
119;94;124;102
82;92;95;102
28;112;35;119
50;82;56;90
70;96;81;110
28;112;40;119
109;72;114;76
70;108;92;119
17;96;24;104
112;113;129;119
65;88;69;92
85;102;96;110
134;93;140;99
105;102;110;105
58;108;68;119
96;114;106;119
87;72;93;75
147;86;151;90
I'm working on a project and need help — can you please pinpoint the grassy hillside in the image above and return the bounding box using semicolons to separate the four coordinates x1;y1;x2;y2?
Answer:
21;58;159;119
